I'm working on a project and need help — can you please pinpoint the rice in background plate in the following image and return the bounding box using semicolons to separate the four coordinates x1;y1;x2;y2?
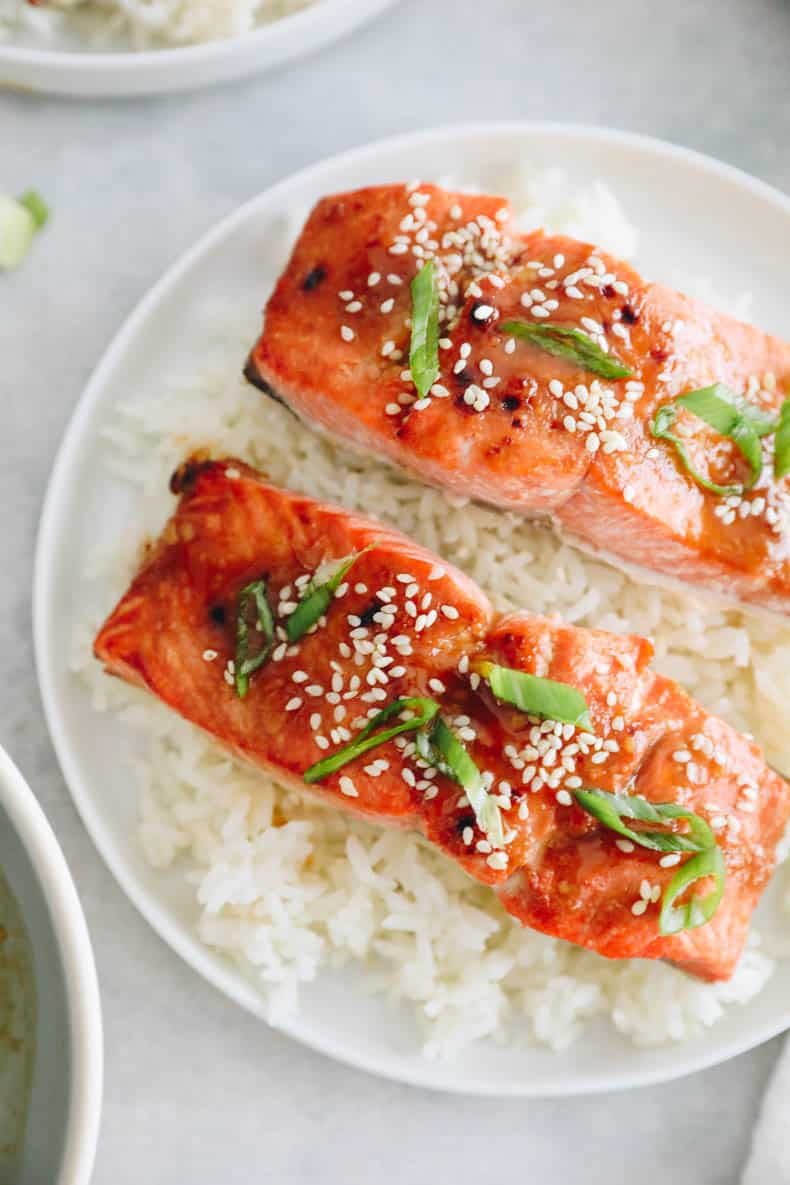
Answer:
72;168;789;1058
0;0;316;49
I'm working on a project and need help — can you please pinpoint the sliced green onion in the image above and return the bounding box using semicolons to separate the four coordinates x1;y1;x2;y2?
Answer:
409;259;439;398
501;320;632;380
416;717;504;847
304;696;440;783
572;786;725;935
652;384;773;496
474;660;593;732
659;844;726;936
286;545;374;644
234;578;274;698
572;787;715;853
678;384;777;439
18;190;49;230
0;195;38;271
774;397;790;480
651;405;740;497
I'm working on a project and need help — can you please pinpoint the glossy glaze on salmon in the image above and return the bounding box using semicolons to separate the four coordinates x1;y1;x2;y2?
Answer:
245;184;790;615
93;457;790;981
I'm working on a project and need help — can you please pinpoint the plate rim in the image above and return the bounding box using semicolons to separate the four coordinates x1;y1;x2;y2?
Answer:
33;120;790;1097
0;0;385;64
0;745;103;1185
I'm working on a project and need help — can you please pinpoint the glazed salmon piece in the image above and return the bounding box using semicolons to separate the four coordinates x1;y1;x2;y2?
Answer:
488;613;786;978
246;184;790;613
94;456;490;825
94;459;790;980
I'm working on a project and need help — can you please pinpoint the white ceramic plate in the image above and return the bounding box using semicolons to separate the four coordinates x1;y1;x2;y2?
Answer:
34;123;790;1096
0;0;396;96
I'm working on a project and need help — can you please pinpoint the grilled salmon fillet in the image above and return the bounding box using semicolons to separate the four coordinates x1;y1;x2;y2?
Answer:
94;457;790;981
246;184;790;615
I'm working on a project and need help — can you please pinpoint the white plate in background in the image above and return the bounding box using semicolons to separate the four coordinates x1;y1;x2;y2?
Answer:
34;123;790;1095
0;0;397;96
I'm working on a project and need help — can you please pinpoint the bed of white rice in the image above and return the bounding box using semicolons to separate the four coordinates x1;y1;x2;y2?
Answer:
71;168;790;1059
0;0;315;49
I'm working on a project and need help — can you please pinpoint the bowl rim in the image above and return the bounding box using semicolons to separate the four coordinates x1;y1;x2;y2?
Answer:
0;745;103;1185
0;0;393;71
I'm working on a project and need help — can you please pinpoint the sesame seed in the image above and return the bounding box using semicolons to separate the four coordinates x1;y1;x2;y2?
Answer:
340;325;355;342
581;316;603;334
339;776;359;798
473;304;495;320
285;697;302;712
659;853;682;868
202;649;218;662
631;900;648;916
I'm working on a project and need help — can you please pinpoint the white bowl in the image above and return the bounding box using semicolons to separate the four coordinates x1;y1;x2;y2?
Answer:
0;0;397;96
0;745;102;1185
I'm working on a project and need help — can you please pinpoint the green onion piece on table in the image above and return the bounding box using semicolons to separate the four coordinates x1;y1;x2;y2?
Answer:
0;190;49;272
